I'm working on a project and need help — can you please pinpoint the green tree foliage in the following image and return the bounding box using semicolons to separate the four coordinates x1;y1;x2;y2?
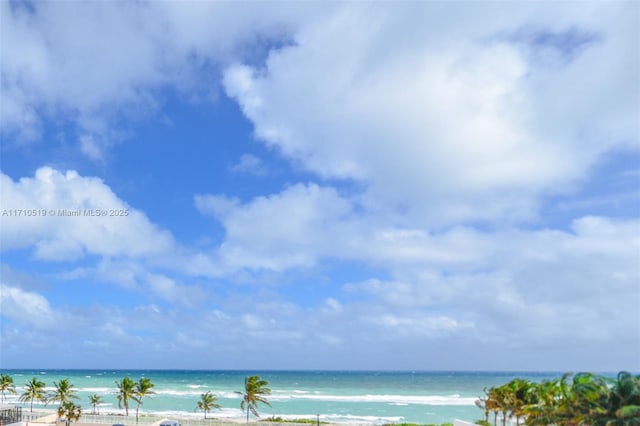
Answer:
88;394;103;414
50;379;79;407
476;371;640;426
237;375;272;423
57;401;82;426
134;377;155;423
197;391;222;419
607;371;640;426
20;377;47;412
0;374;17;404
115;377;139;417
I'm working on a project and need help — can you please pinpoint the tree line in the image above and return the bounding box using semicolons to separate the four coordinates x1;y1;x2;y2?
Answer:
474;371;640;426
0;373;272;425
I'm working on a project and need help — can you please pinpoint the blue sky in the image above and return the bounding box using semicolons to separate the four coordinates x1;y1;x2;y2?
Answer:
0;1;639;371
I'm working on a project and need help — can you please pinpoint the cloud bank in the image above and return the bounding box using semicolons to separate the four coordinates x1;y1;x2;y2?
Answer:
1;1;638;370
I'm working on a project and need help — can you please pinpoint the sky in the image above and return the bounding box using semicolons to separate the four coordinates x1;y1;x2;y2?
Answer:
0;1;639;372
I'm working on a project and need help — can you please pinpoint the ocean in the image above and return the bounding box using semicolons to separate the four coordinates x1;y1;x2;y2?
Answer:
1;370;562;424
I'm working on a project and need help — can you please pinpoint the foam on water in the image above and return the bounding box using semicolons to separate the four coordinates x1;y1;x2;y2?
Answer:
269;393;476;406
79;387;112;393
3;369;562;424
149;408;244;419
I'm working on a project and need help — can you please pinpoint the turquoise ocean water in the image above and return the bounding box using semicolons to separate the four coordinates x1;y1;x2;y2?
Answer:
1;370;562;424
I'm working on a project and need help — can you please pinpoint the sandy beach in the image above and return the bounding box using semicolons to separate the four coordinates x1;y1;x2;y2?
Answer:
16;409;358;426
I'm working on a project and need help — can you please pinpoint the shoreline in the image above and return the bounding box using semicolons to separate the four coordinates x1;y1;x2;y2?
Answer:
1;370;489;424
17;409;424;426
19;409;375;426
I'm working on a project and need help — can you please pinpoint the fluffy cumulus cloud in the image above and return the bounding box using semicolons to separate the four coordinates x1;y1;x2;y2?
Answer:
191;174;640;367
0;284;58;330
1;167;175;260
0;2;638;370
223;2;639;225
196;183;505;274
196;183;358;270
0;1;320;155
347;216;640;340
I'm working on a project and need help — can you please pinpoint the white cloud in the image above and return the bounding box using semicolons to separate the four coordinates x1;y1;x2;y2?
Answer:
1;1;637;370
195;194;240;219
198;183;357;271
197;182;494;272
230;154;269;175
144;273;207;307
223;2;639;225
345;216;640;349
0;167;175;260
192;172;638;363
0;1;325;158
369;314;473;337
0;285;58;329
2;207;638;369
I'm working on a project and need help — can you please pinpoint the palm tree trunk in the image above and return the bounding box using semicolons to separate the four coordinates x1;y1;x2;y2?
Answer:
246;406;250;424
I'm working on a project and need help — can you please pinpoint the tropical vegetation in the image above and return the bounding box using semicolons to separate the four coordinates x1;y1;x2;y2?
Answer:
50;378;79;407
197;391;222;419
475;371;640;425
115;376;139;417
19;377;47;412
134;377;156;423
89;393;104;414
0;374;17;403
237;375;272;423
57;401;82;426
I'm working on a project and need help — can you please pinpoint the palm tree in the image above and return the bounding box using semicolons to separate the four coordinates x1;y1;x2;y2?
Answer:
88;394;103;414
0;374;17;404
20;377;47;412
488;372;640;426
134;378;155;423
491;384;512;426
57;401;82;426
236;375;271;423
475;393;489;424
505;378;536;425
524;378;563;425
483;386;502;426
483;387;501;426
524;372;612;425
115;377;138;417
197;391;222;419
568;372;610;424
50;379;79;407
607;371;640;423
